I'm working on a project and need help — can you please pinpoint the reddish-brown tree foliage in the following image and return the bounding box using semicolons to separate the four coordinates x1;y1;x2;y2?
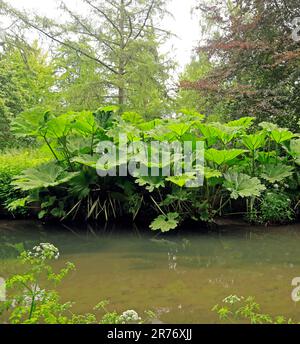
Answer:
182;0;300;127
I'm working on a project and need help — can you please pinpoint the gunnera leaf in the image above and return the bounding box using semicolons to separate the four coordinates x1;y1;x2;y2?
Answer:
224;171;266;200
13;162;79;191
205;149;246;166
261;164;294;183
150;213;180;232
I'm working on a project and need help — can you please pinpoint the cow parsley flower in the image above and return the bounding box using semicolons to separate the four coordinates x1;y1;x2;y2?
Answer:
28;243;60;261
120;310;141;323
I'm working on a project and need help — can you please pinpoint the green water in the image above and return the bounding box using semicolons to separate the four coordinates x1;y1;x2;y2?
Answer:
1;220;300;323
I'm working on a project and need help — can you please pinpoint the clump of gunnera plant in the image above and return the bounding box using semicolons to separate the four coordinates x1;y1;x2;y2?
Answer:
9;107;300;230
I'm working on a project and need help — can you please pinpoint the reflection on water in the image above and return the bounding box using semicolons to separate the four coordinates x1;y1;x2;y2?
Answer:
0;220;300;323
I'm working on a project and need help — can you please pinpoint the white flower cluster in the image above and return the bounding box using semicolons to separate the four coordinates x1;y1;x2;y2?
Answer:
11;285;47;308
120;310;141;323
28;243;60;260
23;286;47;306
223;295;244;305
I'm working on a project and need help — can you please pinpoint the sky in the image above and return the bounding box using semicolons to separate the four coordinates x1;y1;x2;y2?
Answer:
5;0;202;73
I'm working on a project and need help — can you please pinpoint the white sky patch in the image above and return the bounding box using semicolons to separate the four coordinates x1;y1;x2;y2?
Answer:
5;0;202;73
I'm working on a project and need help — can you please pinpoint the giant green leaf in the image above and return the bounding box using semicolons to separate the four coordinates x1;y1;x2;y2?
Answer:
204;167;222;179
168;122;193;137
198;123;222;140
242;132;266;150
289;139;300;165
138;119;163;131
11;108;52;137
261;164;294;183
179;109;205;122
135;176;165;192
270;129;295;144
13;162;79;191
72;111;97;136
227;117;255;129
205;149;246;165
150;212;180;232
46;112;76;138
166;173;198;188
121;111;144;125
224;172;266;199
72;155;99;168
210;122;240;144
93;106;118;129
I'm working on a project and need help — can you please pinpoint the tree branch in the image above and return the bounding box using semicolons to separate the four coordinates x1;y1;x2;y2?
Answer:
133;0;155;40
82;0;123;37
60;2;117;53
0;1;119;74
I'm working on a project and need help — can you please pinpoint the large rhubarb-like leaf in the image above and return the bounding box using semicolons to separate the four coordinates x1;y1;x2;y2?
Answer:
227;117;255;129
72;155;99;168
13;162;79;191
150;213;180;232
166;173;199;188
289;139;300;165
224;171;266;199
261;164;294;183
242;132;266;150
204;167;222;179
271;129;295;144
135;176;165;192
205;149;246;165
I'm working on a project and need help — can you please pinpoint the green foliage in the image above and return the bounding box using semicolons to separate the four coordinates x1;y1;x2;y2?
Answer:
259;192;295;225
135;176;165;192
227;117;255;129
205;149;246;166
213;295;294;324
224;172;266;200
289;139;300;165
52;44;107;112
2;107;300;230
150;213;180;232
193;1;300;129
166;174;198;188
271;129;295;144
0;244;154;324
0;149;51;215
261;164;294;184
13;162;79;191
0;40;55;148
177;54;214;116
242;132;266;151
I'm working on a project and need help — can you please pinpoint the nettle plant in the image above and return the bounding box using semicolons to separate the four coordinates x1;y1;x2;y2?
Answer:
10;107;300;231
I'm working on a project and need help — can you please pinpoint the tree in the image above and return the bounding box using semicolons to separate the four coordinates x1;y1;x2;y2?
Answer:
182;0;300;128
0;0;174;116
0;38;54;148
52;42;107;112
177;53;218;117
124;29;175;118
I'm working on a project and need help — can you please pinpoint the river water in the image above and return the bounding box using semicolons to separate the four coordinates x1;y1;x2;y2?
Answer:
1;220;300;323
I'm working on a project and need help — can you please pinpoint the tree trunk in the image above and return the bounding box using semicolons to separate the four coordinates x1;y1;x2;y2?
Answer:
118;0;126;107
